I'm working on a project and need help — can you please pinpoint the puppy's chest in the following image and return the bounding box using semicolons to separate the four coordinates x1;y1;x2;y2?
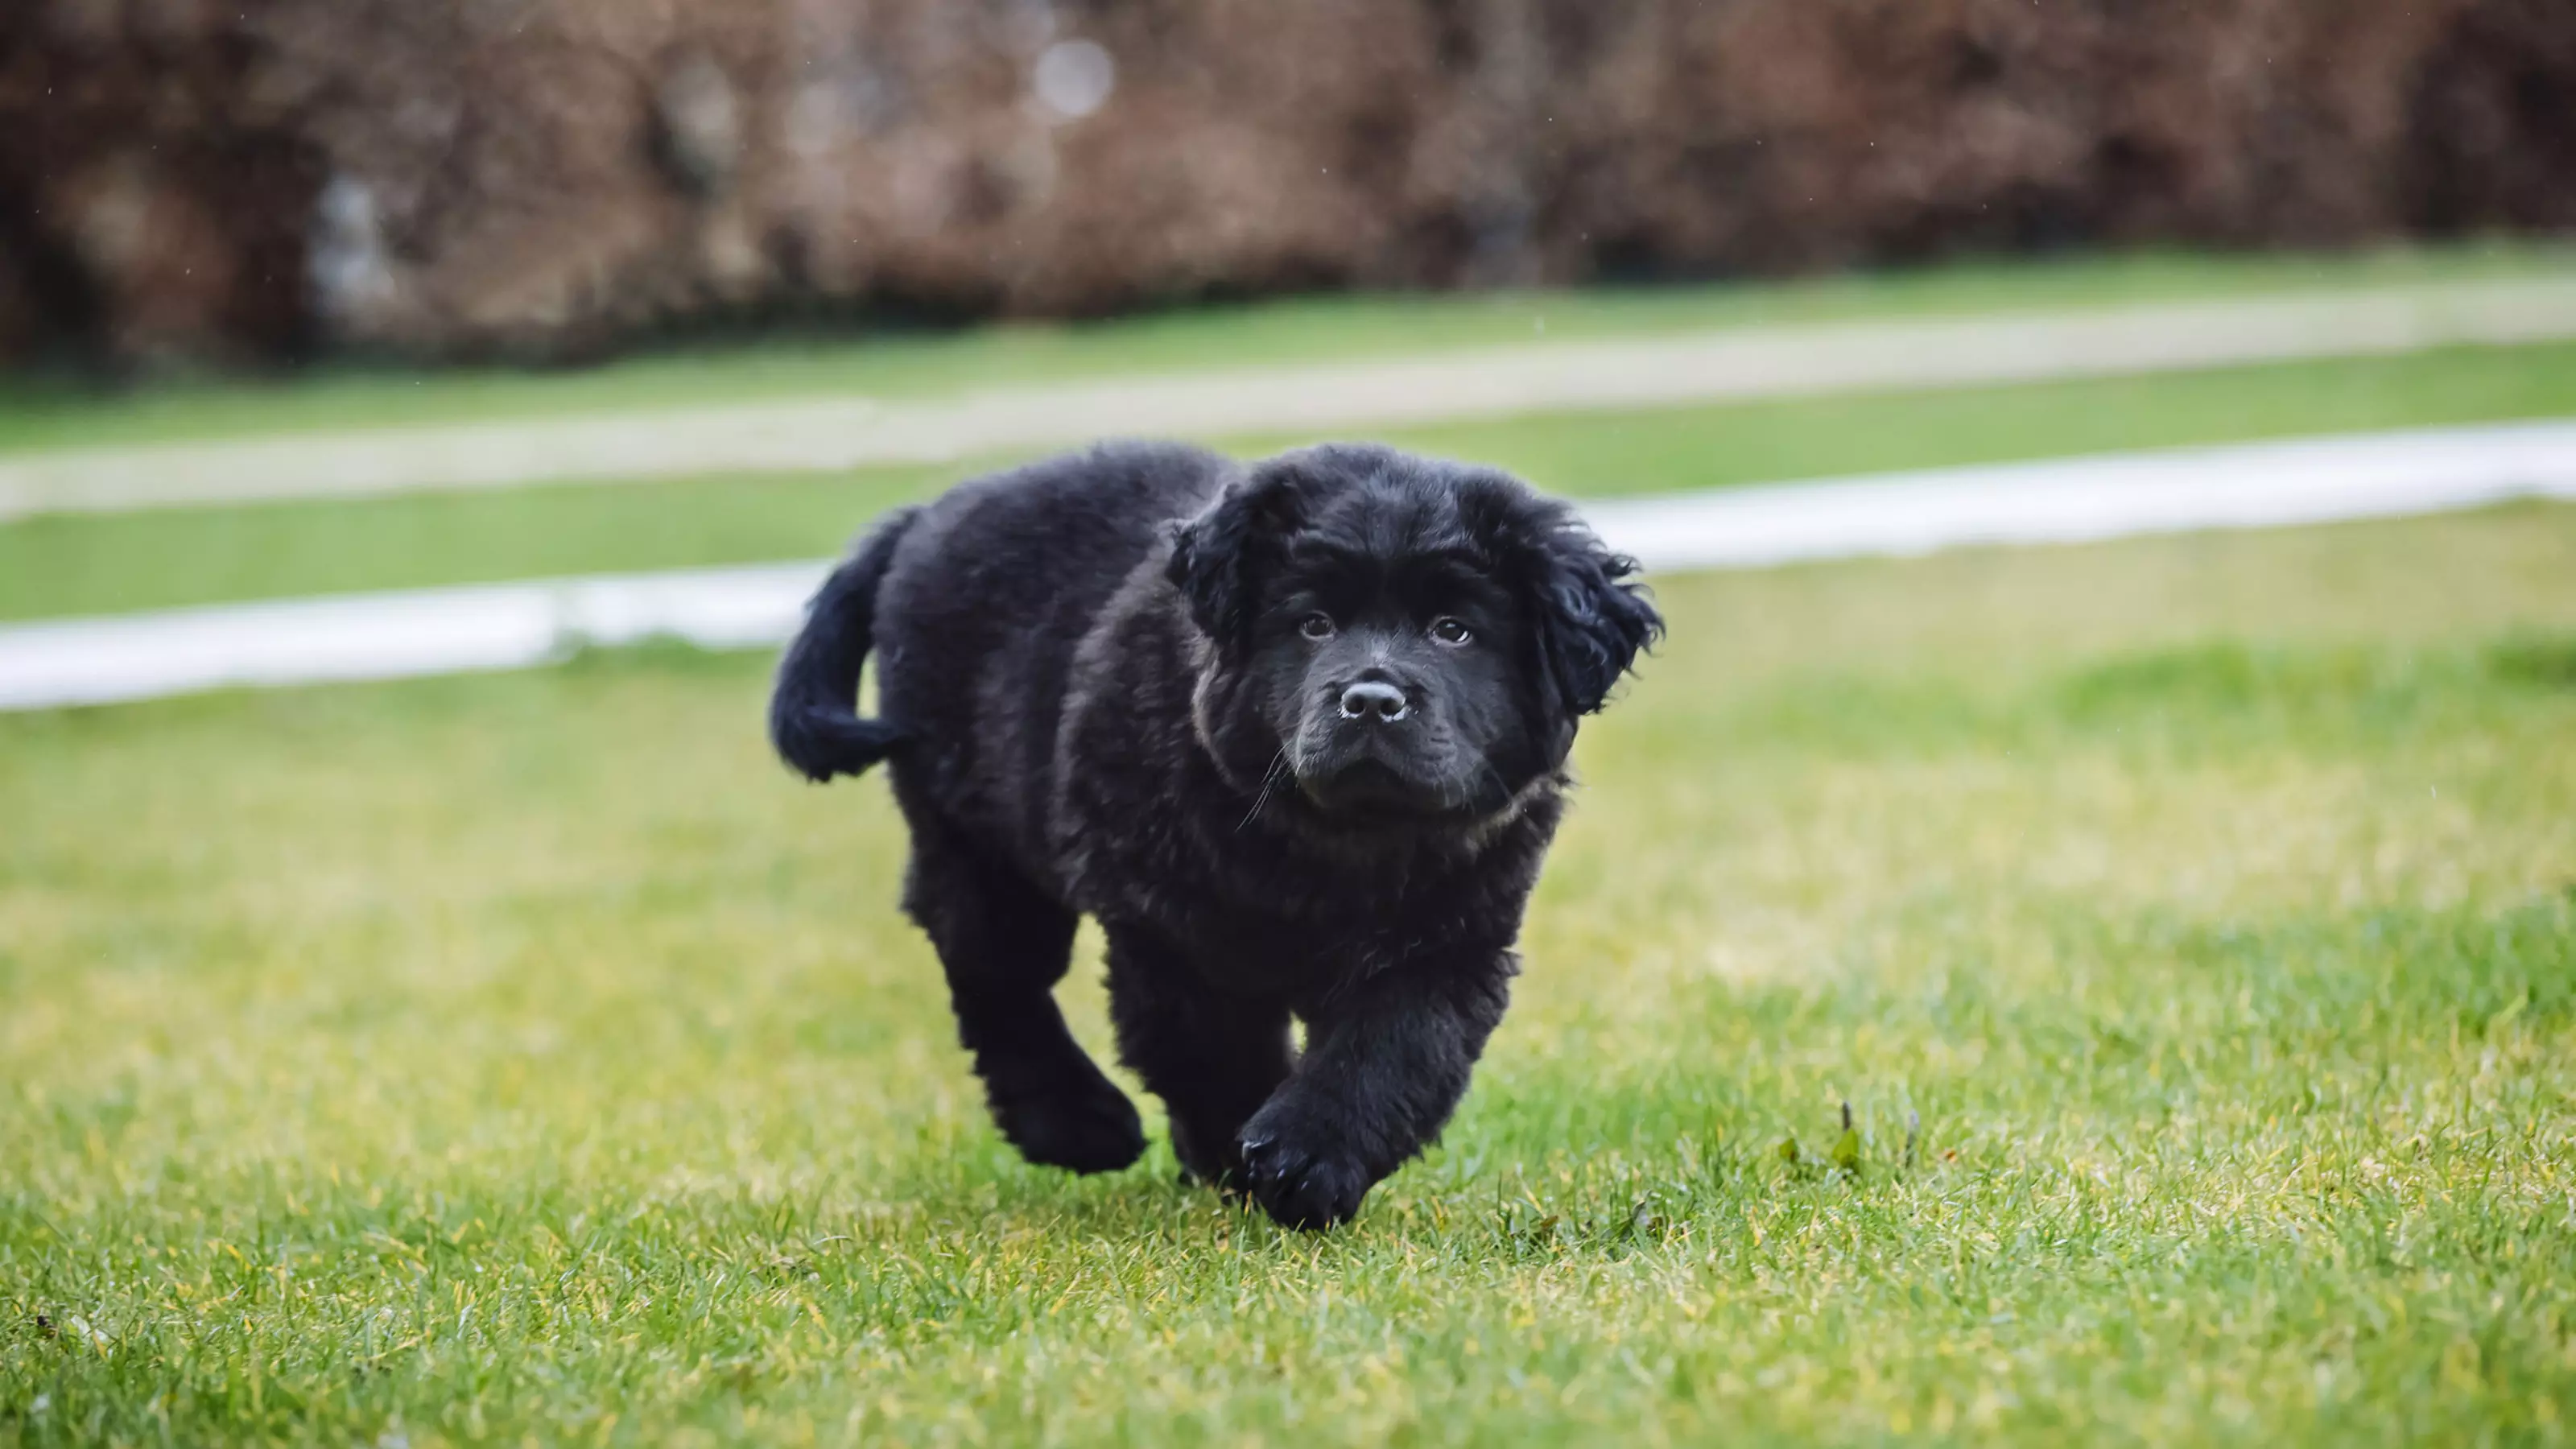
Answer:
1146;851;1516;997
1208;911;1472;1001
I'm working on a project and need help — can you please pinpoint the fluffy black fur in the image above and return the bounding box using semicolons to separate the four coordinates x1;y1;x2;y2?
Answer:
771;441;1659;1228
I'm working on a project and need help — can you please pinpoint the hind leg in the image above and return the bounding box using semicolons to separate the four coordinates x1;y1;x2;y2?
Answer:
902;828;1142;1174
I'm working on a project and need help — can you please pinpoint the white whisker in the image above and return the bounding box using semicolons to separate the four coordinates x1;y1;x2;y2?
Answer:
1237;749;1290;832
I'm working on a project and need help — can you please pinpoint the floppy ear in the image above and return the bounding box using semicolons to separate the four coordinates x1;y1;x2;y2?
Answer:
1530;521;1663;719
1165;463;1307;656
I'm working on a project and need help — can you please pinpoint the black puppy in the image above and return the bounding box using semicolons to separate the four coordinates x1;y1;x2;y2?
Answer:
770;441;1658;1228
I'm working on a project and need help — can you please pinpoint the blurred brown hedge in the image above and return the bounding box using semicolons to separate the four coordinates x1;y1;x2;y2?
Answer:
4;0;2571;365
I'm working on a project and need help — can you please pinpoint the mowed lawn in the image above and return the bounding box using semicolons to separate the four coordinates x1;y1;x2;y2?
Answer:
4;502;2574;1445
8;338;2576;623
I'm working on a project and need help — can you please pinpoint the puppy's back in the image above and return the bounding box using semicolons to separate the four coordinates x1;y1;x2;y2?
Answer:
871;441;1230;861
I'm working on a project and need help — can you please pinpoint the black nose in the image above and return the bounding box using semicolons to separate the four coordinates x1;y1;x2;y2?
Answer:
1338;679;1410;723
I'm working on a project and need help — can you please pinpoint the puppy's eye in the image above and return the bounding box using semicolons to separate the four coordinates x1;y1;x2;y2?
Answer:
1430;617;1472;645
1298;613;1335;641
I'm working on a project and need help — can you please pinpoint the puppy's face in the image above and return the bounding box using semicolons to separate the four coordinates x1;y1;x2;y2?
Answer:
1253;527;1534;819
1169;446;1662;835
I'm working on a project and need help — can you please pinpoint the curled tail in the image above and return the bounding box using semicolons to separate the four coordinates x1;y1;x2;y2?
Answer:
770;507;923;782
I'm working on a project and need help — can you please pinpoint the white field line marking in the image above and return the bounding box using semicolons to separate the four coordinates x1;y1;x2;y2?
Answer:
4;421;2573;713
1584;419;2576;568
0;564;826;713
7;278;2576;518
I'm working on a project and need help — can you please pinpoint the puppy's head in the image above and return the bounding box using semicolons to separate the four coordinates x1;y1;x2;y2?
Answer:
1167;445;1661;835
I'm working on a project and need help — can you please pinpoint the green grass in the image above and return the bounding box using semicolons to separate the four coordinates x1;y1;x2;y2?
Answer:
3;241;2570;456
5;503;2574;1445
10;337;2576;621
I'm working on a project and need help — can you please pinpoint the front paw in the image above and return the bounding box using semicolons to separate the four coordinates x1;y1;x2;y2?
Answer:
1237;1118;1373;1229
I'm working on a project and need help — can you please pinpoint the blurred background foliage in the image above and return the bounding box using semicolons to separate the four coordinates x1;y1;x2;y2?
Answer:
3;0;2571;370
